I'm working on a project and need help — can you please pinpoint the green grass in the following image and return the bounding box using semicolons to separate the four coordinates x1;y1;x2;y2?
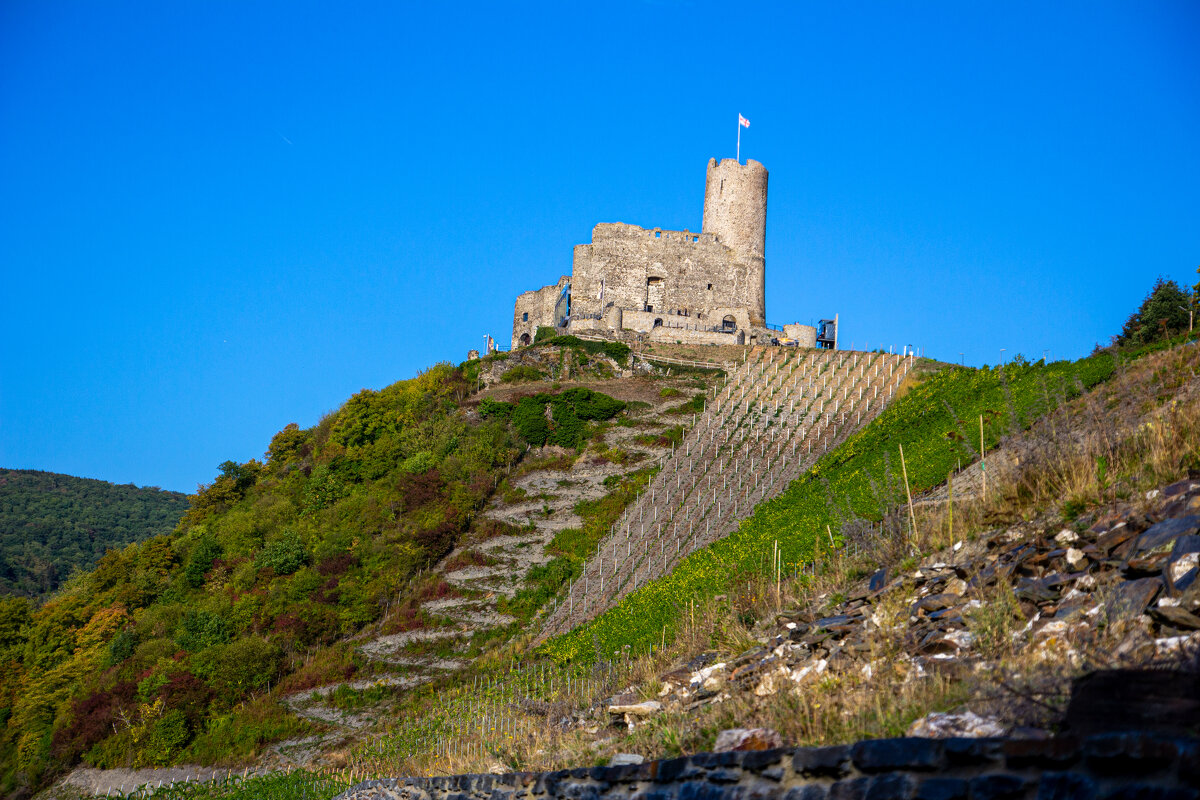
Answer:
539;353;1116;662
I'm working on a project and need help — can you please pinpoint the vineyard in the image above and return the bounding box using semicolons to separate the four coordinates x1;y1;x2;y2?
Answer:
539;347;912;636
539;351;1116;662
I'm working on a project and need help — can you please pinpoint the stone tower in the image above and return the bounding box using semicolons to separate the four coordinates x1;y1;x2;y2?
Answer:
702;158;768;325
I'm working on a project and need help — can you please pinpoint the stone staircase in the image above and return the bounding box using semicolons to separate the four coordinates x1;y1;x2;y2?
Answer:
540;347;912;636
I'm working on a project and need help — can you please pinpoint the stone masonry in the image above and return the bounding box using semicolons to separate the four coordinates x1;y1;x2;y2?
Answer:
336;733;1200;800
511;159;771;350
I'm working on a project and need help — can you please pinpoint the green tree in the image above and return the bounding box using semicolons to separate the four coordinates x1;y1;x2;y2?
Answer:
1117;277;1191;346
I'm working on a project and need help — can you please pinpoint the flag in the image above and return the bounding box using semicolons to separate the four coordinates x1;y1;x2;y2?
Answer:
739;114;750;128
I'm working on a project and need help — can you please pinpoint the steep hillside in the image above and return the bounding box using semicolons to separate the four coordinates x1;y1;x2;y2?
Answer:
12;335;1198;800
0;343;719;798
0;470;190;599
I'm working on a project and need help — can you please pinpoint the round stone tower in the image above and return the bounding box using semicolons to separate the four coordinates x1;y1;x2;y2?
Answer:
702;158;768;325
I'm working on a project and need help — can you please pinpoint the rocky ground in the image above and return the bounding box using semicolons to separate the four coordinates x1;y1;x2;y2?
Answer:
588;476;1200;745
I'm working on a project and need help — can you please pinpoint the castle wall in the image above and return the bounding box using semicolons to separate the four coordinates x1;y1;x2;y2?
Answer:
511;276;569;349
570;224;759;326
702;158;767;325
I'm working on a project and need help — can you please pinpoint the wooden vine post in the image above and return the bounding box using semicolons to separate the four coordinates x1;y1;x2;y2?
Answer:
899;443;917;550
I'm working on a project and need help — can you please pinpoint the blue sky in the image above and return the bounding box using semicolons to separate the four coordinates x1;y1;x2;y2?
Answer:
2;1;1197;493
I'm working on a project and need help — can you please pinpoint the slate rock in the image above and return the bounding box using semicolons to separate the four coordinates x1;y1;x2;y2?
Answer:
911;593;959;615
1105;577;1162;621
1096;524;1138;554
713;727;785;753
850;738;944;771
1148;605;1200;630
868;568;888;592
1133;516;1200;556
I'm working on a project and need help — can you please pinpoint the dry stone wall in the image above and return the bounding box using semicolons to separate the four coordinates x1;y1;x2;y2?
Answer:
336;733;1200;800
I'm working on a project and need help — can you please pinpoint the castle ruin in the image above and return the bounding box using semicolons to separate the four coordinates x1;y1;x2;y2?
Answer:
511;158;836;350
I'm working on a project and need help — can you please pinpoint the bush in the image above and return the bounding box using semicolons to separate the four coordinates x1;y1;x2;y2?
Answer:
141;708;189;766
513;396;550;446
500;365;545;383
400;451;438;474
534;326;558;343
253;532;309;576
477;398;514;419
539;335;631;366
192;637;281;699
174;610;230;652
183;535;223;588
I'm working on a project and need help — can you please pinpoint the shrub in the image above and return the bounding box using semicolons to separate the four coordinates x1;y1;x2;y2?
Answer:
174;610;231;652
183;535;223;588
253;532;309;576
400;451;438;474
192;636;281;699
500;365;545;383
478;398;514;419
513;397;550;446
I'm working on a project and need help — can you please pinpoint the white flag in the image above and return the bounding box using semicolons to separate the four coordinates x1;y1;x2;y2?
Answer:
739;114;750;128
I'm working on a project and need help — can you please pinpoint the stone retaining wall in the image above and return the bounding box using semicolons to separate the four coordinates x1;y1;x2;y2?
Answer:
336;733;1198;800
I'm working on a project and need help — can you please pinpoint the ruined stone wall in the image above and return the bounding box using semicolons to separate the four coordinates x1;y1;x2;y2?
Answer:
702;158;767;325
337;733;1199;800
570;224;759;327
512;276;569;349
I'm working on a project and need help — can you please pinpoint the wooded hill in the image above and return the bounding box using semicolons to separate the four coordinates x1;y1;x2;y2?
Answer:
0;353;637;795
0;469;190;599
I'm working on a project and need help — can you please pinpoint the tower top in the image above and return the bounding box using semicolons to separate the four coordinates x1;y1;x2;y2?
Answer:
702;157;768;263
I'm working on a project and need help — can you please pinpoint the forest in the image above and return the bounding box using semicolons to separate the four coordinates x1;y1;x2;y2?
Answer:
0;470;190;599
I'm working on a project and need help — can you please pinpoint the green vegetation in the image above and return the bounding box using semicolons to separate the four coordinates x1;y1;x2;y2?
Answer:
541;352;1116;662
480;389;625;449
535;335;631;366
0;469;190;598
0;363;524;794
1117;276;1193;347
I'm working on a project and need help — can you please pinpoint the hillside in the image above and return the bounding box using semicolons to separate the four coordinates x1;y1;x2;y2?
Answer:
0;470;190;599
0;341;722;797
8;334;1200;800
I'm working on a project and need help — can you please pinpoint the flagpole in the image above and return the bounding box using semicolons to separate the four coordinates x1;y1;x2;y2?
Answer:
736;115;741;163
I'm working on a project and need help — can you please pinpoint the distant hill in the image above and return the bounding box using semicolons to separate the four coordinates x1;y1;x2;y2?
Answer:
0;468;190;598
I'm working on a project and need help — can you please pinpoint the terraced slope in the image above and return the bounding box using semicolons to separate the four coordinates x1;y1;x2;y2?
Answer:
272;375;712;764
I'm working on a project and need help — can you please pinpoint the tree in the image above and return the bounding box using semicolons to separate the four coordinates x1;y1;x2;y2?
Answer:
1117;277;1191;346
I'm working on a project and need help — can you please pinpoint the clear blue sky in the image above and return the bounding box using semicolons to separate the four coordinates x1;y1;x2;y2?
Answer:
2;1;1197;493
